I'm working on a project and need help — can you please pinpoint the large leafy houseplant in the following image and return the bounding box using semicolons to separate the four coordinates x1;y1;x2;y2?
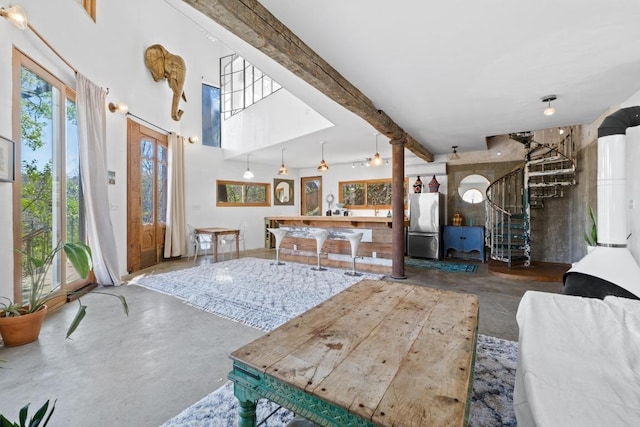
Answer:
0;241;128;340
0;400;56;427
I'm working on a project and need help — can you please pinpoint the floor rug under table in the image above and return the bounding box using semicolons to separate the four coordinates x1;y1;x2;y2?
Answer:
161;334;518;427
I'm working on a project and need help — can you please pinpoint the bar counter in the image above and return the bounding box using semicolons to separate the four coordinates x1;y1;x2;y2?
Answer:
267;216;408;274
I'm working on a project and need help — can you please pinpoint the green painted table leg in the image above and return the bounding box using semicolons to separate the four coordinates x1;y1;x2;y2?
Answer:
238;399;257;427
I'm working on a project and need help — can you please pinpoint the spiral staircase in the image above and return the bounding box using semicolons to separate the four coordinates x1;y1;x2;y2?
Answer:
486;130;576;267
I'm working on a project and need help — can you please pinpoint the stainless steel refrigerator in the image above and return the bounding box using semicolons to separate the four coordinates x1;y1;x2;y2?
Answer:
407;192;445;259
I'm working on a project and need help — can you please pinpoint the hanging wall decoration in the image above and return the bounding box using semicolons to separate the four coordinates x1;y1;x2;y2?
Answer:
413;176;423;193
144;44;187;121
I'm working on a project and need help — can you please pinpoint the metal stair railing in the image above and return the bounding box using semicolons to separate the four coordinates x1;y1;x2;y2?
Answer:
486;164;527;267
486;134;577;268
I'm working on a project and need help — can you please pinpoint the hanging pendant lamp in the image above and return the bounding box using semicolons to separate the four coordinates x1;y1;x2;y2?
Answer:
371;132;382;166
277;148;288;175
243;154;254;179
317;141;329;172
542;95;557;116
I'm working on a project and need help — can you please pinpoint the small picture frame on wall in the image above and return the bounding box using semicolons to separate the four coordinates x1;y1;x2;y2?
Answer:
108;170;116;185
0;136;16;183
274;178;294;206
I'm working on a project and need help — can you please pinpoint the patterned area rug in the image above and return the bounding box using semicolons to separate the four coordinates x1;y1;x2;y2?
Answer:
405;257;479;273
131;258;383;331
131;258;516;427
161;334;517;427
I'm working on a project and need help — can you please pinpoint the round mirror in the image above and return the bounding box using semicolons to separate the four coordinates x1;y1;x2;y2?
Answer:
275;181;291;203
458;174;490;204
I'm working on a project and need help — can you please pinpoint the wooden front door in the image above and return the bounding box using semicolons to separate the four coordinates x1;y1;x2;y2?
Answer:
127;120;168;272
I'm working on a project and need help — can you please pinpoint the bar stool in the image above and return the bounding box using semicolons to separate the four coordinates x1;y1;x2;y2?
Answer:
268;228;288;265
343;232;363;276
310;229;329;271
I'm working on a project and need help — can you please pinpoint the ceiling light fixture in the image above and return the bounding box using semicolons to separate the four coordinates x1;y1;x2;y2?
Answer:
317;141;329;172
277;148;288;175
0;5;28;30
108;102;128;114
542;95;557;116
371;132;382;166
243;154;254;180
450;145;460;161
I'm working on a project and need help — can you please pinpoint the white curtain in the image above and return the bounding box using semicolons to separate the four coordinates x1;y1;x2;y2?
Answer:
76;73;121;285
164;133;186;258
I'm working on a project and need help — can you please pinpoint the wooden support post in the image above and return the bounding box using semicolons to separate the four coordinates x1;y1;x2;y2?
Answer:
391;138;406;279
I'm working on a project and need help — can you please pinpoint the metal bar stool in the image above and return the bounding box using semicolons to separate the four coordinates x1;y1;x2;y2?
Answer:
343;232;363;276
268;228;288;265
310;229;329;271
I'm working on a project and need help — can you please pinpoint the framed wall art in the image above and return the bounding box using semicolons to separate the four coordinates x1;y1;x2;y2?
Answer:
0;136;15;183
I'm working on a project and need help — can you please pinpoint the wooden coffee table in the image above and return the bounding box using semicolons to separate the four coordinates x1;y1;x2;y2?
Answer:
228;279;479;427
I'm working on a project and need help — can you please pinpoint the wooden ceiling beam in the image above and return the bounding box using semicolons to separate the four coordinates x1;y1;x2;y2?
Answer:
183;0;434;162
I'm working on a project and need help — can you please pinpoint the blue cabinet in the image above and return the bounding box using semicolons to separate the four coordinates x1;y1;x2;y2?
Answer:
443;226;485;262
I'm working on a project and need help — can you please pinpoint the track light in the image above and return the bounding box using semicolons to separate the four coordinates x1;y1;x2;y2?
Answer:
542;95;557;116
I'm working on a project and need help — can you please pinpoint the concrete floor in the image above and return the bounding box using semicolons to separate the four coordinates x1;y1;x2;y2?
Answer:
0;249;562;426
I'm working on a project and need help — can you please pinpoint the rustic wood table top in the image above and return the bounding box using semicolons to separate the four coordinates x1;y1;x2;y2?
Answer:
229;279;479;427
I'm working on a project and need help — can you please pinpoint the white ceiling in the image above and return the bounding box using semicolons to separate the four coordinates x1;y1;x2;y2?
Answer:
177;0;640;169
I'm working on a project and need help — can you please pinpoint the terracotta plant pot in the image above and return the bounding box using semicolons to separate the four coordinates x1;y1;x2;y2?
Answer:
0;305;47;347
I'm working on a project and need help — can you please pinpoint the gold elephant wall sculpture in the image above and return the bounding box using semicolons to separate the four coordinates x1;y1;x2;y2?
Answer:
144;44;187;121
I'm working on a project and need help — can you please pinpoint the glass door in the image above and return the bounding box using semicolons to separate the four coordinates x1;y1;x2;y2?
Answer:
14;50;85;304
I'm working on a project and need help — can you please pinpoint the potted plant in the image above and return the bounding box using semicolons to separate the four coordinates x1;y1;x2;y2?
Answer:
0;400;56;427
583;206;597;252
0;241;128;346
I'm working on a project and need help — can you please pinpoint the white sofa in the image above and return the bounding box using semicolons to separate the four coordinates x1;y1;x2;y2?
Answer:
514;291;640;426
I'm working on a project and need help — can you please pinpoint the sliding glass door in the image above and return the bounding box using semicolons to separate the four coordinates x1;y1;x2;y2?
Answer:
13;49;86;305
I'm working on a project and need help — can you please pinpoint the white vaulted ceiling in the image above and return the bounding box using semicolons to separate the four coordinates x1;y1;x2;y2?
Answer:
176;0;640;168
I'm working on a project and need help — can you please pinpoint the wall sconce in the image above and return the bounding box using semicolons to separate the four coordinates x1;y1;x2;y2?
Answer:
188;136;199;144
108;102;128;114
0;5;28;30
542;95;557;116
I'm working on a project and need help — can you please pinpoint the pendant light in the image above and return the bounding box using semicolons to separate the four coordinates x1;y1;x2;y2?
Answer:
317;141;329;172
450;145;460;161
542;95;557;116
371;132;382;166
277;148;288;175
243;154;254;179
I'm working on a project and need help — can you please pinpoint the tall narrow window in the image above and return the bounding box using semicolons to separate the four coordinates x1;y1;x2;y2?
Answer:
14;50;88;304
202;84;221;147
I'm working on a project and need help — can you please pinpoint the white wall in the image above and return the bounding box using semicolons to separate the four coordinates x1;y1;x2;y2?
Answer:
222;89;334;159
